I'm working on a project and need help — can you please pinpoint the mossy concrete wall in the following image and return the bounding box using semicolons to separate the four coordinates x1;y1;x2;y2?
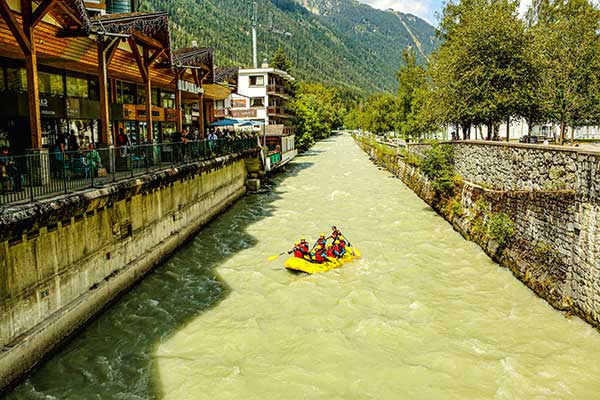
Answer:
356;137;600;331
0;150;257;391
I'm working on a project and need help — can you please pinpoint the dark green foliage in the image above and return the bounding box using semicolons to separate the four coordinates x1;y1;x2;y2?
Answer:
420;144;455;197
486;213;515;247
271;46;292;73
136;0;438;95
292;82;346;151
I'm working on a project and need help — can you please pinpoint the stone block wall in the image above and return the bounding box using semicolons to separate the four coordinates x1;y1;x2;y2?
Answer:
0;150;256;390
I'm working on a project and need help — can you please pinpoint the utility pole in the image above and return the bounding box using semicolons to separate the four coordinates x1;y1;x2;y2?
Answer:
248;1;291;69
250;0;258;68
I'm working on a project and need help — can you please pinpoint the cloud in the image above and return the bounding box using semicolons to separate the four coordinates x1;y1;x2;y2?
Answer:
357;0;439;25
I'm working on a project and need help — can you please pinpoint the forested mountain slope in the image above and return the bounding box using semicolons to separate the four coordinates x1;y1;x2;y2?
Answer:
137;0;438;94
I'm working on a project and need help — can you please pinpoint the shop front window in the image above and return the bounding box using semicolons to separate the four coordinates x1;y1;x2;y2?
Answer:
137;87;160;106
66;76;88;98
161;91;175;109
0;68;5;92
125;121;138;144
88;78;99;100
6;68;27;92
162;122;176;143
39;72;64;96
117;81;136;104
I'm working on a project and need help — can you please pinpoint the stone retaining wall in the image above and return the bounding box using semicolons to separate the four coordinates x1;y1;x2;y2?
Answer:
357;137;600;330
0;149;258;391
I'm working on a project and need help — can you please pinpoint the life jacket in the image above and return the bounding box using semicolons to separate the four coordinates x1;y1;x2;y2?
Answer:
326;247;335;258
300;242;309;253
293;248;304;258
333;245;345;258
317;238;327;247
339;241;346;249
314;251;326;263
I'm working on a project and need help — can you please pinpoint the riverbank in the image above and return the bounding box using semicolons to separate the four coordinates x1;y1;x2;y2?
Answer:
0;148;260;392
355;135;600;331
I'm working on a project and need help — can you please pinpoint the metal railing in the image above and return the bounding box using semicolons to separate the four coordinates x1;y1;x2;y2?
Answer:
0;138;257;206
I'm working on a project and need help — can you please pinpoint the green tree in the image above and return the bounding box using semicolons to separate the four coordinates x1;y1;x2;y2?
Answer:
360;93;399;134
527;0;600;144
271;45;293;73
432;0;532;139
291;82;348;150
396;48;432;139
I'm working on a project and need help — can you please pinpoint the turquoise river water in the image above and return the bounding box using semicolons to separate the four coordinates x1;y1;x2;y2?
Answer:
5;135;600;399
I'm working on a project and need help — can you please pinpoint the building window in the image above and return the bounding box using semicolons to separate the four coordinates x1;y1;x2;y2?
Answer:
215;100;225;109
137;87;160;106
250;97;265;107
161;91;175;109
116;81;135;104
66;76;89;98
0;68;5;92
249;75;264;86
6;68;27;92
38;71;64;96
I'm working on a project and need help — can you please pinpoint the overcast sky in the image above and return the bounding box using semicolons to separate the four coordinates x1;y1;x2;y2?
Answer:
357;0;443;25
357;0;533;26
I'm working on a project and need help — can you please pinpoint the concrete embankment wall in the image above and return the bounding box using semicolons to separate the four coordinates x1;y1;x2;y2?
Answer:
356;138;600;331
0;150;258;391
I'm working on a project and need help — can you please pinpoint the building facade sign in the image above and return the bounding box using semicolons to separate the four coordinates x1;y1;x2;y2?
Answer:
231;109;257;118
177;80;204;95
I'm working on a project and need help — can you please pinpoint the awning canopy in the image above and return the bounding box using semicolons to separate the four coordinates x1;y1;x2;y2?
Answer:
209;118;239;127
237;120;264;127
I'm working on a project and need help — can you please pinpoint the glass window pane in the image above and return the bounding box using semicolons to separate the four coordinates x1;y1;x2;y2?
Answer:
39;71;64;96
161;91;175;109
251;97;264;107
6;68;27;92
66;76;88;98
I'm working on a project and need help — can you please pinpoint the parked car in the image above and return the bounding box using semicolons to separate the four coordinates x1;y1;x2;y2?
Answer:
520;135;540;144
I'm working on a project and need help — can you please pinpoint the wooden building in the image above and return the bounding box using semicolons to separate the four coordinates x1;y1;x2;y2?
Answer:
0;0;214;153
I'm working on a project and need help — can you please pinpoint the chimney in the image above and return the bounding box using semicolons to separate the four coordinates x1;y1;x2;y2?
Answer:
191;40;198;48
261;59;269;68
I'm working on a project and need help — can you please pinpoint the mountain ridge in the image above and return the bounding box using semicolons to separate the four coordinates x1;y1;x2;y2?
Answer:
137;0;438;94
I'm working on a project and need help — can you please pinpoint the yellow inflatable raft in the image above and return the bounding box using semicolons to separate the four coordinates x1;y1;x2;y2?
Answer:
284;247;362;274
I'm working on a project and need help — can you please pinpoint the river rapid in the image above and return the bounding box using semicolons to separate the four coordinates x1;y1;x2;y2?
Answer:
6;135;600;399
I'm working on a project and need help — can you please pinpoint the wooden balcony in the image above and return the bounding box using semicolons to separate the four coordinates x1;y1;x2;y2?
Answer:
267;106;294;118
267;84;295;99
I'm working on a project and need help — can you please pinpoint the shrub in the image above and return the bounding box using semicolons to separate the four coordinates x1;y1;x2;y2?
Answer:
420;144;456;198
420;144;454;180
486;213;515;247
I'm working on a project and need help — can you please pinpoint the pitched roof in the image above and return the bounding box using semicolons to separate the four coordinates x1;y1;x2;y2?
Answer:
214;66;239;83
172;47;214;81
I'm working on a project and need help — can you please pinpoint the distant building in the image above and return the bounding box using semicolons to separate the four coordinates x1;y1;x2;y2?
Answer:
212;62;297;171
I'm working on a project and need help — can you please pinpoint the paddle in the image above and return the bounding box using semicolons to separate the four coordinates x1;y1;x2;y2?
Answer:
341;232;356;256
267;252;287;261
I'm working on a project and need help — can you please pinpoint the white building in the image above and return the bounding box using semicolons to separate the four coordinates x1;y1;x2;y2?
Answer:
214;63;295;128
213;63;297;171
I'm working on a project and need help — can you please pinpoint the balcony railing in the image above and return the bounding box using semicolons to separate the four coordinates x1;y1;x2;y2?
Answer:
267;106;295;118
0;138;257;206
267;84;295;98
